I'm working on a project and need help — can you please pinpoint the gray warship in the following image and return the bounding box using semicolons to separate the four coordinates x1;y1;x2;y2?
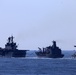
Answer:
0;36;27;57
72;45;76;58
35;41;64;58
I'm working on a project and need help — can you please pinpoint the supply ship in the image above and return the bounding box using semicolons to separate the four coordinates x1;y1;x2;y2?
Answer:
0;36;27;57
35;41;64;58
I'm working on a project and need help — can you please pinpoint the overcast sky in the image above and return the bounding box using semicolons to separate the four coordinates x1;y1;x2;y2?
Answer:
0;0;76;50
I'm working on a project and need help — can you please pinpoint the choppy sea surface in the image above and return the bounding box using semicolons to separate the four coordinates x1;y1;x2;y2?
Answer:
0;51;76;75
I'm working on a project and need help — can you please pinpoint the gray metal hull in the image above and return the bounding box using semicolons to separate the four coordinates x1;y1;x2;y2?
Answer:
0;49;27;57
35;52;64;58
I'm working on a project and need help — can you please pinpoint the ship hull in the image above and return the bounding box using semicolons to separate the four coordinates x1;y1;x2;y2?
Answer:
35;52;64;58
0;49;27;57
13;50;26;57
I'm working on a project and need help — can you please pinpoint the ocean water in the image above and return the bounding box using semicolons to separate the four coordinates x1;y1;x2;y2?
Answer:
0;51;76;75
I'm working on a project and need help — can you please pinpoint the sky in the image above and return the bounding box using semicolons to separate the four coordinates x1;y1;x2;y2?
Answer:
0;0;76;50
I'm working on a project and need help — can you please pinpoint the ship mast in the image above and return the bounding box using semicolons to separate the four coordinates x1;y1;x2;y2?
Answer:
5;36;17;50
